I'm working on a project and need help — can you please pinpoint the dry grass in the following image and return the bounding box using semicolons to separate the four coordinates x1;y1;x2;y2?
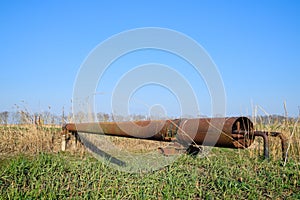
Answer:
0;124;62;158
107;135;170;153
250;117;300;162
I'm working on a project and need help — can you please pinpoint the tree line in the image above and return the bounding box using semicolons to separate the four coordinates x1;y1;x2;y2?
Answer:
0;111;296;125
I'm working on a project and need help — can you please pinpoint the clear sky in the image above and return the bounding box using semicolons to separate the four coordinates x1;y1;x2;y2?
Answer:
0;1;299;117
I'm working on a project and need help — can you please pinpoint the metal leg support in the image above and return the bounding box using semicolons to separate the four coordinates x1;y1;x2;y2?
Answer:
254;131;288;161
254;131;269;160
269;132;288;162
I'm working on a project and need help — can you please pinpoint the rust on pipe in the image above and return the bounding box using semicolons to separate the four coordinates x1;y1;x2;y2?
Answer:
176;117;254;149
64;119;181;142
63;117;289;160
63;117;255;149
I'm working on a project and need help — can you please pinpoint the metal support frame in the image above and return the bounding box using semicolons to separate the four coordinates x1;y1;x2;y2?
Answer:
254;131;269;159
254;131;288;161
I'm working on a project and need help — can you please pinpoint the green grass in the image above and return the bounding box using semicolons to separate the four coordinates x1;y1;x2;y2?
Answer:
1;149;299;199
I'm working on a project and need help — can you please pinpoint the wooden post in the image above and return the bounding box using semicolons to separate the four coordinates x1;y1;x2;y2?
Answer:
72;132;78;150
61;134;66;151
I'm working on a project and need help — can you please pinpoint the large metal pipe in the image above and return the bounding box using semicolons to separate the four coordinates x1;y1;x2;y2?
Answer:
177;117;254;148
63;117;255;149
63;117;289;160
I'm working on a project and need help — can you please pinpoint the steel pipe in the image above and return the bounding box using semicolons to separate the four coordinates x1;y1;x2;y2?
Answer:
63;117;254;148
62;117;288;160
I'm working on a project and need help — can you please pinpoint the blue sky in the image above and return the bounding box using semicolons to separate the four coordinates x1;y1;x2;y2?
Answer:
0;1;299;117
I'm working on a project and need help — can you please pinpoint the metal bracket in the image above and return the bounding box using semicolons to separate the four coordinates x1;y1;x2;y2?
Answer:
254;131;288;161
254;131;269;160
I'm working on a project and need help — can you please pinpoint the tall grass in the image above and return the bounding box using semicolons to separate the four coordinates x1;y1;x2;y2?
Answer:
251;116;300;162
0;125;62;158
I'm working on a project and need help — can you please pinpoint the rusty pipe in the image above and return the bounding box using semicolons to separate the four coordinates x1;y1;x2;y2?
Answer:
63;117;255;149
63;117;288;161
176;117;254;148
63;119;182;141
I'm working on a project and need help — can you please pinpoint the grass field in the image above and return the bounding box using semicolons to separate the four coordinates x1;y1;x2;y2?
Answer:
0;118;299;199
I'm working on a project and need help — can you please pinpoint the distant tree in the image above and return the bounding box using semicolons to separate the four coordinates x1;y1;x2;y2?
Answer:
40;111;52;124
130;114;146;121
0;111;9;125
19;111;33;124
10;112;19;124
103;113;110;122
113;114;126;121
